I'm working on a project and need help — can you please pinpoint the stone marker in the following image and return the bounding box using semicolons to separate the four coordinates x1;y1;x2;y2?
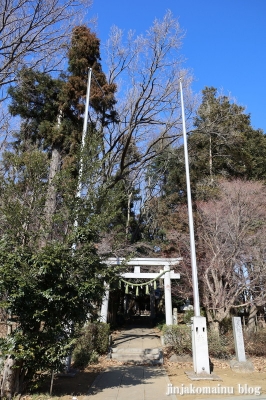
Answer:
232;316;246;362
230;359;254;373
230;317;254;373
173;308;178;325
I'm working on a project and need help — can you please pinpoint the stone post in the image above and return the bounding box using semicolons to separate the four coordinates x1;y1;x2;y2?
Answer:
173;308;178;325
232;316;246;362
191;316;210;374
230;317;254;373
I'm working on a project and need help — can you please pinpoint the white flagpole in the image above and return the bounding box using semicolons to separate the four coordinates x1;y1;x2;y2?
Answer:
75;67;92;202
179;78;200;317
179;78;210;376
72;68;92;248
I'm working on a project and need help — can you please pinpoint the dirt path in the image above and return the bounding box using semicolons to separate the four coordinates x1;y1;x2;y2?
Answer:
36;356;266;400
165;358;266;399
32;357;124;400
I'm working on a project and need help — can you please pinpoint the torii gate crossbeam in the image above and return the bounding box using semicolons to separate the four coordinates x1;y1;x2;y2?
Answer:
100;258;181;325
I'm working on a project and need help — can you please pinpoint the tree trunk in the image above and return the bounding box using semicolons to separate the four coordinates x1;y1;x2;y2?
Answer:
1;356;16;399
208;320;220;334
247;304;258;333
0;357;27;399
40;145;61;246
126;192;132;238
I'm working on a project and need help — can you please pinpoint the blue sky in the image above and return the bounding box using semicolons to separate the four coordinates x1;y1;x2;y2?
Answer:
90;0;266;131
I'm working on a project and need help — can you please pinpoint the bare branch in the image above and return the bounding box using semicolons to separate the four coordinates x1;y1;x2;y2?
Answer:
91;11;195;188
0;0;93;88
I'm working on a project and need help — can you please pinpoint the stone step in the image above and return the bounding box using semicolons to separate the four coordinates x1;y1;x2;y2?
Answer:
112;353;160;359
112;347;160;354
111;347;163;365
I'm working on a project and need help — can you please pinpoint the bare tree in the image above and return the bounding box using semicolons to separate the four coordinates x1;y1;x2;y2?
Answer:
0;103;11;152
196;180;266;332
0;0;93;152
89;10;195;188
0;0;92;89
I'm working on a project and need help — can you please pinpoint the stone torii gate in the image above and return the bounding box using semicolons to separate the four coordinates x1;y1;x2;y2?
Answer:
100;257;181;325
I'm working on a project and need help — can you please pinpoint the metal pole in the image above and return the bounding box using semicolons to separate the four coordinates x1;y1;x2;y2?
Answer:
72;67;92;243
76;67;92;200
179;78;200;317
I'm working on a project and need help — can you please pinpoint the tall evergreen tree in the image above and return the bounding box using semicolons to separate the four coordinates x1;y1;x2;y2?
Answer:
0;26;118;397
138;87;266;257
7;25;118;245
192;87;266;183
149;87;266;203
65;25;117;122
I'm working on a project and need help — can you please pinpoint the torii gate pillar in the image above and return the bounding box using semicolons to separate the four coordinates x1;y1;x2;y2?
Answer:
164;264;173;325
100;283;109;323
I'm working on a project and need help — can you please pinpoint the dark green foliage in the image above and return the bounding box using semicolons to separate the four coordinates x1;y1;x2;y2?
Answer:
8;68;84;165
72;323;110;367
8;70;68;151
64;25;117;122
0;148;48;247
9;69;60;125
0;145;79;247
0;26;119;393
0;235;107;381
182;309;195;325
192;87;266;183
149;87;266;205
8;25;117;162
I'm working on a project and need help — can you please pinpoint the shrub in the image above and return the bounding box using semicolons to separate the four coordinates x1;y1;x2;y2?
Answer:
72;322;110;367
162;324;235;359
207;329;234;359
95;322;110;354
183;310;194;324
162;325;192;355
219;317;233;335
244;329;266;357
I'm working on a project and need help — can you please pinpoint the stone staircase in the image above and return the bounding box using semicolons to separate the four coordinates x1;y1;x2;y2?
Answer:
111;347;163;365
110;326;164;365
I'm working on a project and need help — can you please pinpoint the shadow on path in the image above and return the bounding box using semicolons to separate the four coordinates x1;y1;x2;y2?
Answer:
87;365;168;396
